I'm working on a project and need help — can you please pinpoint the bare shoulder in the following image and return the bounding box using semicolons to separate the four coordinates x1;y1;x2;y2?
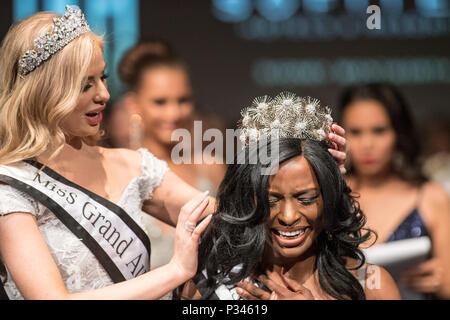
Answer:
364;264;401;300
422;182;449;205
421;182;450;226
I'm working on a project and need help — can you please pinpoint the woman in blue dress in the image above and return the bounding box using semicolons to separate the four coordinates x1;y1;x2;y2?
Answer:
338;83;450;299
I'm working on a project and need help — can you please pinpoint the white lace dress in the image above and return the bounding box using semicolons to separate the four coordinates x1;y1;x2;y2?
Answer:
0;148;171;300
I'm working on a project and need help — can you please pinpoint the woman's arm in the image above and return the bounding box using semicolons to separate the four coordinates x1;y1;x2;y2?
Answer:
142;171;216;227
0;193;212;300
401;183;450;298
426;183;450;298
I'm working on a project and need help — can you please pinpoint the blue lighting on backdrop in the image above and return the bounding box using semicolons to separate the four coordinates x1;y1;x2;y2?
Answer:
303;0;338;14
416;0;450;18
212;0;450;22
212;0;450;40
13;0;139;99
212;0;253;23
343;0;369;15
255;0;300;22
379;0;404;15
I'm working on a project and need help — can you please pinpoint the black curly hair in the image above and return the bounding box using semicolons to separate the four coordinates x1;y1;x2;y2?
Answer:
196;138;375;300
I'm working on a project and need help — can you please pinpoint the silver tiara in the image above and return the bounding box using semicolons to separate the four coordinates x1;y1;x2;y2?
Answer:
238;92;334;147
18;5;91;76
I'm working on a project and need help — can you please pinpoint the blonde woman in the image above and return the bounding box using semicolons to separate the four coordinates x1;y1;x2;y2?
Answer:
0;7;215;300
0;7;347;300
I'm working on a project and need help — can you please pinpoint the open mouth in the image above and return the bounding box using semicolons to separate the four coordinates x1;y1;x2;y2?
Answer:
85;108;104;126
271;227;310;248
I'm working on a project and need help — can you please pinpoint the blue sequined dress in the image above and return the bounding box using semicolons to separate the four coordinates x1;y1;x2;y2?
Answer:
386;208;429;242
384;189;432;300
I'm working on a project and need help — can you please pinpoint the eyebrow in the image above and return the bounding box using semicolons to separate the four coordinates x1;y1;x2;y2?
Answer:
269;188;319;197
87;64;107;80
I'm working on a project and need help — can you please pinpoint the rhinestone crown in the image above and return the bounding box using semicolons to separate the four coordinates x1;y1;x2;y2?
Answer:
18;5;91;76
238;92;334;147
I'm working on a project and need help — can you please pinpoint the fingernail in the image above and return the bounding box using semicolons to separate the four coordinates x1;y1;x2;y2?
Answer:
236;288;243;295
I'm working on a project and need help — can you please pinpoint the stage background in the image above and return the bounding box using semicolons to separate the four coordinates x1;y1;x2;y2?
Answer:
1;0;449;133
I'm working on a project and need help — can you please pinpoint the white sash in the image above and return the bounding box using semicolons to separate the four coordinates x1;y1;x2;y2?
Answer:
0;160;151;283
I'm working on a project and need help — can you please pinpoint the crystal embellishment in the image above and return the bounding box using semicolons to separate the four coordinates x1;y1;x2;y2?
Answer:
238;92;334;147
18;5;91;76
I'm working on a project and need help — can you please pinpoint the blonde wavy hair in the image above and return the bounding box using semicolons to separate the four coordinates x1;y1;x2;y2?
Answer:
0;12;104;165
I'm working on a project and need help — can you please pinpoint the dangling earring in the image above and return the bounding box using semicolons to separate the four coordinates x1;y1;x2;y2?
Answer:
392;151;405;173
129;113;143;150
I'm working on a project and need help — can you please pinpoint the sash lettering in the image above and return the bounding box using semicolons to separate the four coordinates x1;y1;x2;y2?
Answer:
0;161;151;283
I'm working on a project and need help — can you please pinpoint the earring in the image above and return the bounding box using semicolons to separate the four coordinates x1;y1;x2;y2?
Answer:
392;151;405;172
129;113;143;150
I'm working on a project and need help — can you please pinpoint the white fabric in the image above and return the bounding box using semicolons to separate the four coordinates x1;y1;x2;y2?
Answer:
0;148;170;300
